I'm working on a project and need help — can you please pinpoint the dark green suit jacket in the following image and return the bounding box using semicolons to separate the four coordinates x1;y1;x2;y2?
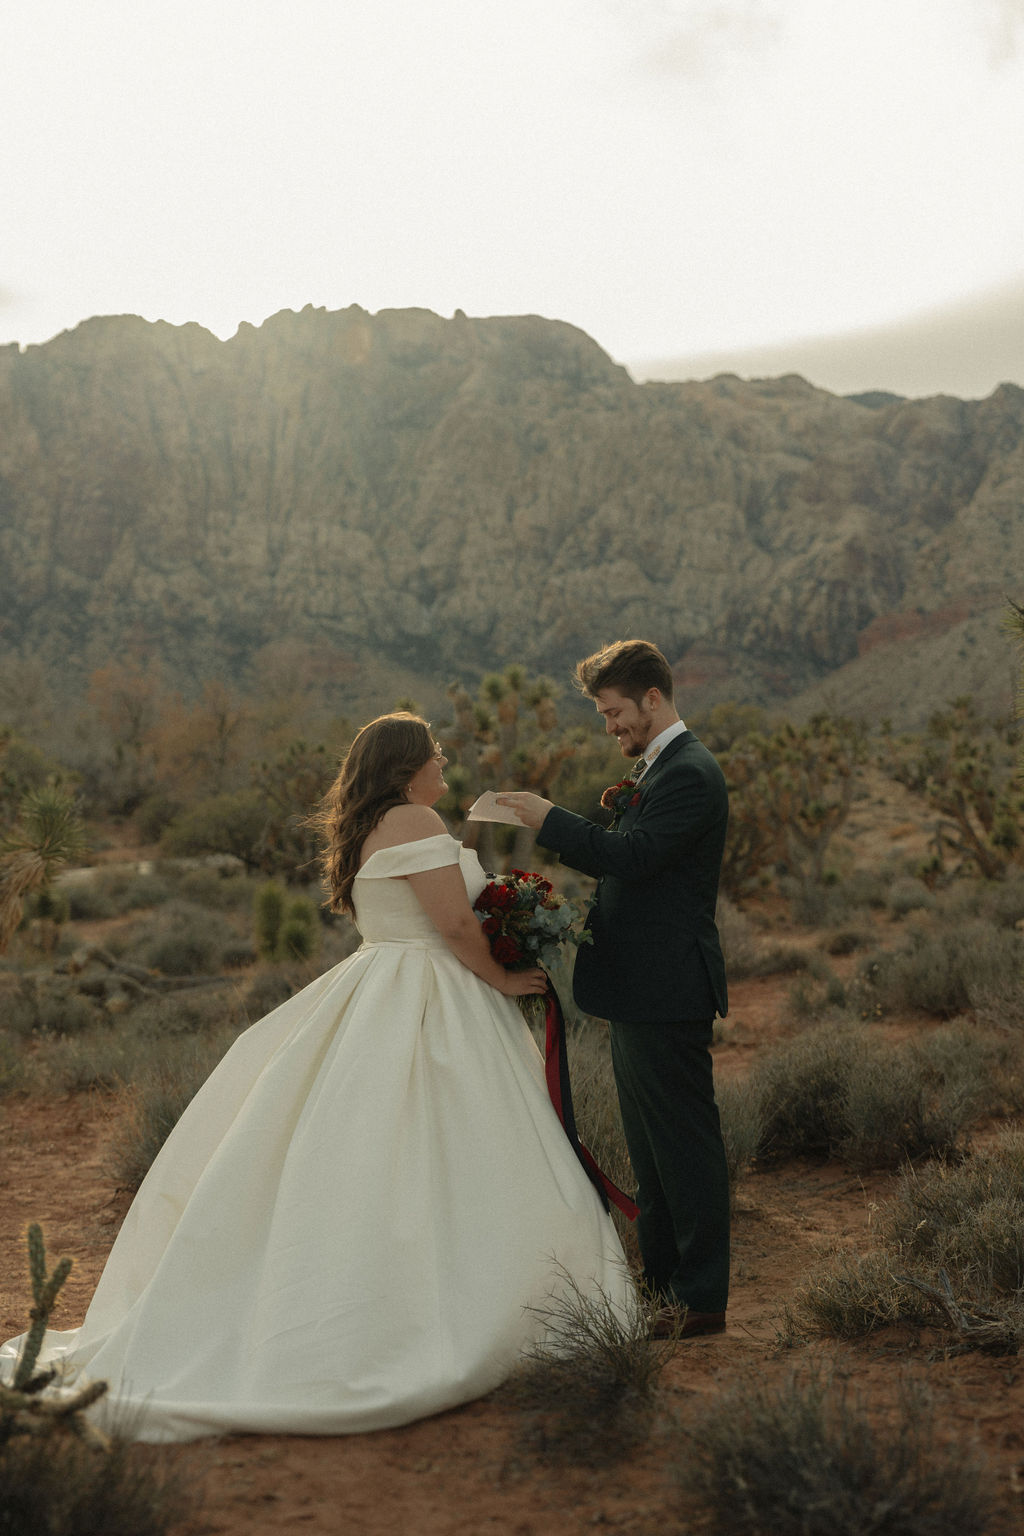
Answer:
537;731;728;1024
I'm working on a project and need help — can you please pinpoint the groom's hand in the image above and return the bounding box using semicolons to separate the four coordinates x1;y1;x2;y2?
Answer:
495;792;553;829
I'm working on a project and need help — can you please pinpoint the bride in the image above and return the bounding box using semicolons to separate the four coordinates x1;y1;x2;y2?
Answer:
1;713;633;1441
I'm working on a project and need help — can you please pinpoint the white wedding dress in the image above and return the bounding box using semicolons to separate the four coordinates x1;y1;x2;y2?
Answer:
1;834;632;1442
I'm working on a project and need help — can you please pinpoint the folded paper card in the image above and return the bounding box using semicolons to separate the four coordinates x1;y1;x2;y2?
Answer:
466;791;526;825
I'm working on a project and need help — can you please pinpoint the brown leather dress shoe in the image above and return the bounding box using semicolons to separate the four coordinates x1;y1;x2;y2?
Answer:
649;1306;726;1340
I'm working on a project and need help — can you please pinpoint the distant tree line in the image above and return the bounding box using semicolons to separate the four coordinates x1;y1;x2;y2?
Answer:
1;603;1023;952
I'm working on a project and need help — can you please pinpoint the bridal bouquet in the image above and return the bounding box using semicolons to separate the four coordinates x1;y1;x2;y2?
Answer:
473;869;588;974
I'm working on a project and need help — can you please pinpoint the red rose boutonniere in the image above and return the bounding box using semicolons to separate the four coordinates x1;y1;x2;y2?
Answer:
600;778;643;827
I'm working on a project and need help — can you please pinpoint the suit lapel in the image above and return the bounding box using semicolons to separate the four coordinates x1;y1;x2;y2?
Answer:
637;729;694;789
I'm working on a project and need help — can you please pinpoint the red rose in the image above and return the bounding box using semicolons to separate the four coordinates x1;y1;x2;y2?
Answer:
481;915;501;936
600;779;632;810
475;882;515;914
492;935;523;965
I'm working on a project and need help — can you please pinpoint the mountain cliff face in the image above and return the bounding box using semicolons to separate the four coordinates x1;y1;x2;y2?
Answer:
1;304;1021;723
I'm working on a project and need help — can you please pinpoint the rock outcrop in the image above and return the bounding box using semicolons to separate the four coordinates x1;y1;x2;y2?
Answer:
1;305;1021;723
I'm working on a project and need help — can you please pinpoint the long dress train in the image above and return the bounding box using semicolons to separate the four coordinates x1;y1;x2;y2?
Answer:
0;834;633;1441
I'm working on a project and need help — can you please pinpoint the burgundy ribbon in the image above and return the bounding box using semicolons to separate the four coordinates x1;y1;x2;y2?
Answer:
543;980;638;1221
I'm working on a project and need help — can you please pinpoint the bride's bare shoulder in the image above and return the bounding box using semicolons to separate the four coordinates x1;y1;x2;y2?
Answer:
359;805;450;862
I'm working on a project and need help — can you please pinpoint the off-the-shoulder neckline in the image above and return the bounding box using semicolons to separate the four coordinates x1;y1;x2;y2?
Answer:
356;831;462;875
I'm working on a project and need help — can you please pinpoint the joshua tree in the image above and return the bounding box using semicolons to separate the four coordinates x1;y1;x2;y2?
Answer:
0;785;87;952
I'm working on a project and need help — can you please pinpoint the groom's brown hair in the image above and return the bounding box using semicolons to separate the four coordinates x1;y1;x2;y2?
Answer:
574;639;674;703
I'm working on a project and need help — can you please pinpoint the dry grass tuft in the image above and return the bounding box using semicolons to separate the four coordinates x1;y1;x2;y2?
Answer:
680;1366;994;1536
502;1270;668;1466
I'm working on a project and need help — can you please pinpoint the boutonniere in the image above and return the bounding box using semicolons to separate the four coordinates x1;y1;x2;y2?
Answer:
600;778;643;825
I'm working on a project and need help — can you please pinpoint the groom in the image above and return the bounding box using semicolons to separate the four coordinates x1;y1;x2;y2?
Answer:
498;639;730;1339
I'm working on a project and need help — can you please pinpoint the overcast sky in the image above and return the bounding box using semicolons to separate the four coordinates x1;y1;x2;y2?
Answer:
4;0;1024;397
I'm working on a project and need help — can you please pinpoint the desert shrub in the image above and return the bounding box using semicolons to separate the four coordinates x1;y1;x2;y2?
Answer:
134;788;181;842
160;789;267;869
879;1130;1024;1295
26;884;71;925
716;896;810;979
886;876;937;918
787;1130;1024;1348
940;871;1024;929
112;900;240;976
821;928;871;956
857;919;1024;1018
29;1028;168;1094
127;986;246;1039
783;964;847;1022
0;1032;24;1097
62;868;172;921
715;895;762;978
107;1028;241;1189
680;1368;993;1536
785;867;889;925
781;1249;926;1341
99;867;173;912
503;1271;668;1465
754;1026;862;1161
715;1076;765;1201
752;1023;983;1169
172;863;253;910
241;969;303;1020
0;1428;198;1536
61;880;117;921
2;978;104;1038
837;1047;979;1171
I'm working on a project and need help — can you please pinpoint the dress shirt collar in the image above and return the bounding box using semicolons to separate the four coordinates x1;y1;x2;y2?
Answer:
635;719;688;778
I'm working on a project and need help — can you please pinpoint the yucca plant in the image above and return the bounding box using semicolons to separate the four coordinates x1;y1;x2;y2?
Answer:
0;785;87;952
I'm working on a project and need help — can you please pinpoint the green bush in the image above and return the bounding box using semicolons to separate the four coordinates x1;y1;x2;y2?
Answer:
681;1368;993;1536
254;881;286;958
253;882;320;963
160;789;267;868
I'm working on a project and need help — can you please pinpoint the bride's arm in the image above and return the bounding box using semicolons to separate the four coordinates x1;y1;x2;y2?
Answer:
406;865;546;997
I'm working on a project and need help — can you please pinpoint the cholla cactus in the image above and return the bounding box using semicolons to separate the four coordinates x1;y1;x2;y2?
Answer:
0;1224;109;1448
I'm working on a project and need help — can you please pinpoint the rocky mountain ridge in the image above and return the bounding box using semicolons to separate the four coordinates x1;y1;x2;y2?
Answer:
1;304;1021;726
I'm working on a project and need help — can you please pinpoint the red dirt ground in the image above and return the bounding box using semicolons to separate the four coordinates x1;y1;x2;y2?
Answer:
4;959;1024;1535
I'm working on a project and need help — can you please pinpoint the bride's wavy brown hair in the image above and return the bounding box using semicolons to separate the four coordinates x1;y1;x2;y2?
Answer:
314;712;437;914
